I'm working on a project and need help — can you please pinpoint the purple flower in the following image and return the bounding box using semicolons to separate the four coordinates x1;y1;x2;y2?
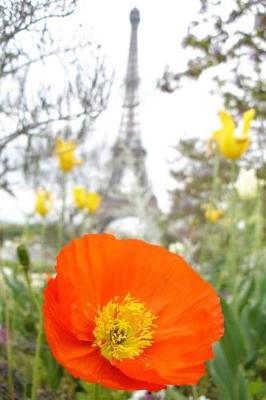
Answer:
0;327;7;345
145;392;153;400
145;391;163;400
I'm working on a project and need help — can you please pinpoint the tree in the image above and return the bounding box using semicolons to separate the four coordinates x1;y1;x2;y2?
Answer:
164;138;230;248
161;0;265;112
0;0;113;193
159;0;266;249
159;0;266;163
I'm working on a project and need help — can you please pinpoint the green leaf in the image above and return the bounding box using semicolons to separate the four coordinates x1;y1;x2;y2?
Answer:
75;393;88;400
220;299;247;374
165;388;188;399
236;278;254;313
209;344;233;400
236;367;249;400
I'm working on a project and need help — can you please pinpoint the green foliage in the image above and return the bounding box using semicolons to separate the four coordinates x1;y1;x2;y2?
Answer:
181;0;266;120
2;140;265;400
75;382;130;400
3;1;266;399
1;223;24;239
209;272;266;400
167;132;266;400
164;387;188;399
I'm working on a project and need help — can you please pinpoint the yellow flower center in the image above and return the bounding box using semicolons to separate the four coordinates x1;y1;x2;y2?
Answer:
93;294;156;362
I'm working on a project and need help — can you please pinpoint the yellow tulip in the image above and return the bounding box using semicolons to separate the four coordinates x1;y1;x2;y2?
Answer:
73;186;87;209
35;189;52;217
86;192;102;214
54;138;83;172
204;205;223;223
211;109;255;159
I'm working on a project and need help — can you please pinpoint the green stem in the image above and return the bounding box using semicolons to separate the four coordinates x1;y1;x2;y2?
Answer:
57;174;67;250
198;149;221;269
31;221;46;400
21;269;42;398
23;269;36;312
40;221;46;267
92;383;101;400
252;190;264;300
253;192;263;250
0;243;14;400
226;161;238;305
23;214;30;242
192;385;199;400
216;270;227;292
5;293;15;400
211;149;221;202
31;309;43;400
79;212;88;236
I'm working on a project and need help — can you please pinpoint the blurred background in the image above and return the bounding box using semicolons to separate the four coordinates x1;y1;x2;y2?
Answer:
0;0;265;399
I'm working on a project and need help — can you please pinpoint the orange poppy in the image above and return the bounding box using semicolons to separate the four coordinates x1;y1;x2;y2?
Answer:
43;234;223;391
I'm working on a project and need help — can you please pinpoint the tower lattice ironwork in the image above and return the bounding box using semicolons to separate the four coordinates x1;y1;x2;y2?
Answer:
109;7;148;191
94;8;160;239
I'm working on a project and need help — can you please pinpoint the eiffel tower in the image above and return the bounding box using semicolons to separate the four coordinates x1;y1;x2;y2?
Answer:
96;8;160;240
109;7;148;192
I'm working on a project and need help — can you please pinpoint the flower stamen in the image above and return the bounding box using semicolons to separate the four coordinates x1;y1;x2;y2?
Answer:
93;294;156;362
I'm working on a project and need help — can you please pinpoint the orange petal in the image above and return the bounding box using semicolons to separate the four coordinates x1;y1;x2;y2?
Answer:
115;292;222;385
44;234;224;389
43;278;94;362
63;350;164;391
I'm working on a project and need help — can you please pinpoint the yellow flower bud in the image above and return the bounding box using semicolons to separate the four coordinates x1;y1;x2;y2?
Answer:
86;192;102;214
204;204;223;223
73;186;87;209
35;189;52;217
54;138;83;173
211;109;255;160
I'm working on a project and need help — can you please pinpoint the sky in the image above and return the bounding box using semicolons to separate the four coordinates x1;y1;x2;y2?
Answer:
73;0;222;208
0;0;224;222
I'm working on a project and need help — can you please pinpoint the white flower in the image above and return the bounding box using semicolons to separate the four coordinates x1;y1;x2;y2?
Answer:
235;168;259;200
130;391;146;400
130;390;166;399
169;241;185;255
237;220;246;230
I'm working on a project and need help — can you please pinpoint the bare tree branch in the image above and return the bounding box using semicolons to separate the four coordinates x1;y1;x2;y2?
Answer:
0;0;114;191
